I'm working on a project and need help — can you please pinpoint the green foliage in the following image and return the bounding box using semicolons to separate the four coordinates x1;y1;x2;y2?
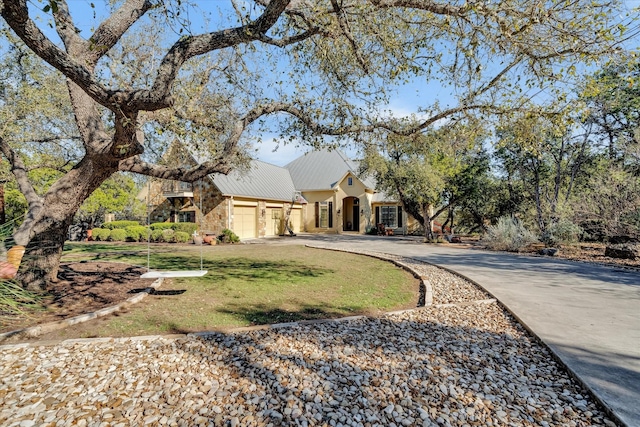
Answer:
172;223;198;235
174;231;191;243
107;228;127;242
149;222;197;234
0;279;41;317
151;229;164;242
103;220;140;230
540;220;585;247
160;229;176;243
150;223;174;230
219;228;240;244
77;174;145;227
0;220;40;316
482;216;539;252
125;225;149;242
91;228;111;241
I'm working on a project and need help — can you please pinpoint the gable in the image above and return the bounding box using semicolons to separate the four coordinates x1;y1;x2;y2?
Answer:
285;149;376;191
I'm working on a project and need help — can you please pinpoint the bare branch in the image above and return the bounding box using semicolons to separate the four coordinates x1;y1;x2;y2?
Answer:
86;0;153;64
1;1;114;105
0;137;42;207
369;0;466;16
139;0;293;111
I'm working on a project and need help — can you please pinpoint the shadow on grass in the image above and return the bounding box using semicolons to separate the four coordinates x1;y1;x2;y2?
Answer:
217;303;353;326
147;256;333;282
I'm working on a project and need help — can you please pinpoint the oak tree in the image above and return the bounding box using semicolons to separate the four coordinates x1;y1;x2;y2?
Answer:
0;0;630;290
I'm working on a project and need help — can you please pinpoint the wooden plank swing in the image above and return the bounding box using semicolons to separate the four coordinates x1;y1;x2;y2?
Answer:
141;178;208;279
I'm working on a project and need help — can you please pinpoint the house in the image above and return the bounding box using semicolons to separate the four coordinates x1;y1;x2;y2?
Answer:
146;148;414;240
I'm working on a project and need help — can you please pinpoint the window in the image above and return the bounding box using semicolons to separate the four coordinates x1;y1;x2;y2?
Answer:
380;206;397;228
178;212;195;223
319;202;328;228
316;201;333;228
348;177;353;186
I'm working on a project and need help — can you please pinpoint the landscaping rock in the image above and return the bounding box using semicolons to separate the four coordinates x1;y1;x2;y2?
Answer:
604;244;640;260
538;248;559;256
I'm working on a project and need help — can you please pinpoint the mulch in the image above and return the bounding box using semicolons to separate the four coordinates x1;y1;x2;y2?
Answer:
0;262;156;334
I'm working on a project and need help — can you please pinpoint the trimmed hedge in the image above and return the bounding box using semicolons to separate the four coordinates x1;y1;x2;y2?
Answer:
103;220;140;230
150;222;198;235
173;223;197;235
150;222;174;230
174;231;191;243
92;228;110;241
125;225;149;242
108;228;127;242
151;229;164;242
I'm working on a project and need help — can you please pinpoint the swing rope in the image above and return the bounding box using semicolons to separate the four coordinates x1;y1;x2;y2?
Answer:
140;178;208;279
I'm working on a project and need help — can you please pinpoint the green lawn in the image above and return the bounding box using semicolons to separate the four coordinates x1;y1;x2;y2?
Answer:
58;242;418;338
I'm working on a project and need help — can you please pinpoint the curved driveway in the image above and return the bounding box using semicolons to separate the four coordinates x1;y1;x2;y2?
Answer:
286;234;640;427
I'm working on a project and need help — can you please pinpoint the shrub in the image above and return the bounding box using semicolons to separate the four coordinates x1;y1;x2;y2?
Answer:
174;231;191;243
219;228;240;243
103;220;140;230
91;228;111;241
108;228;127;242
172;222;198;235
540;220;584;247
125;225;149;242
150;222;174;230
151;229;164;242
159;229;176;243
482;216;538;252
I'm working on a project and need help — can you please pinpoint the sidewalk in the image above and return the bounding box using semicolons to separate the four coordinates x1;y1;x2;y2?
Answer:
294;234;640;426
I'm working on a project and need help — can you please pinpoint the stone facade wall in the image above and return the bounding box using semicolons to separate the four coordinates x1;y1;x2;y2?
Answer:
147;179;229;236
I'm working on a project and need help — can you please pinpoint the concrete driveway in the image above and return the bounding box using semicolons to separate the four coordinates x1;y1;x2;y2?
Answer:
281;234;640;426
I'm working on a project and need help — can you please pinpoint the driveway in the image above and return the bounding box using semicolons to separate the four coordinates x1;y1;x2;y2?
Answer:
287;234;640;427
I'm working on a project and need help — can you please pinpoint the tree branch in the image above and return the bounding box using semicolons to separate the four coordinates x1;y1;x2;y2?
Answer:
0;137;44;245
330;0;369;73
138;0;292;111
1;1;114;106
86;0;153;64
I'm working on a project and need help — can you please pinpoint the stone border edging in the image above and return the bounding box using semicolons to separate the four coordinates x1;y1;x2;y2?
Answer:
0;277;164;342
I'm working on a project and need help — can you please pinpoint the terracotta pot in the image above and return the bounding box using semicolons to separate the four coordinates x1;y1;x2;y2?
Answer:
203;235;214;244
0;261;17;279
7;245;25;268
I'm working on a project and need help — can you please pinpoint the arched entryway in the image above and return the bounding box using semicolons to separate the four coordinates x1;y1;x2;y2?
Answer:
342;197;360;232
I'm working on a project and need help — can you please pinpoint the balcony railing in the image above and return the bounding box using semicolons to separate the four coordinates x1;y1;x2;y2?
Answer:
162;181;193;198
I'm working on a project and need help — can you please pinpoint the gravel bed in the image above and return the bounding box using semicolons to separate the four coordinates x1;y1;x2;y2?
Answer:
0;303;614;427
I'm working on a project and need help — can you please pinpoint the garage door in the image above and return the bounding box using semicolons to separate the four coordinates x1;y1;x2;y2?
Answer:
234;206;256;239
265;208;281;236
290;209;301;233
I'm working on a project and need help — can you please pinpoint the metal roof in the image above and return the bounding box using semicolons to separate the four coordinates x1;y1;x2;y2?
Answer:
213;160;298;202
284;149;376;190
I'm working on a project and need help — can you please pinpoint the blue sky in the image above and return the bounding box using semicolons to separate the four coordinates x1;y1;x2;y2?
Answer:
21;0;640;166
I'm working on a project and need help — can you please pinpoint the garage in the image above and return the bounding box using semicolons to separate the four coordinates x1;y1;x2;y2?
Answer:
265;208;282;236
290;209;302;233
234;206;257;239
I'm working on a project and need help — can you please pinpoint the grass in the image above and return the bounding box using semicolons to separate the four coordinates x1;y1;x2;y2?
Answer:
55;242;418;338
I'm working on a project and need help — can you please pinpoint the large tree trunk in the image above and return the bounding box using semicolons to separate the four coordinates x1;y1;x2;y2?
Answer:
15;156;119;291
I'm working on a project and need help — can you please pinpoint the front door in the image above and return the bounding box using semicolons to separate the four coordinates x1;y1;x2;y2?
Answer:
352;205;360;231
